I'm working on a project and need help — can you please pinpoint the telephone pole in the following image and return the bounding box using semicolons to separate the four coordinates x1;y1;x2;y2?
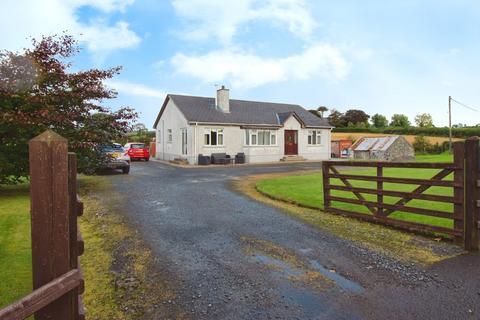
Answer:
448;95;452;153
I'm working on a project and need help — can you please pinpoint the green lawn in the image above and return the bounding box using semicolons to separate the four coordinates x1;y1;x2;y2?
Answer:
0;182;32;307
256;153;456;230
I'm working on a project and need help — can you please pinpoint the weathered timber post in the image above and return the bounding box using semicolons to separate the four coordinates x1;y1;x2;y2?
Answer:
452;142;465;245
464;137;479;251
29;130;75;319
377;166;384;216
322;162;331;211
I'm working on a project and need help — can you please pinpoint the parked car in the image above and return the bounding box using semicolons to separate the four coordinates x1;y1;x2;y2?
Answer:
124;142;150;161
101;143;130;174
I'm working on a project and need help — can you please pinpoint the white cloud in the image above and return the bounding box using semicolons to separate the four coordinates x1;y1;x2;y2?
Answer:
171;0;316;44
106;80;166;98
0;0;140;56
171;44;349;89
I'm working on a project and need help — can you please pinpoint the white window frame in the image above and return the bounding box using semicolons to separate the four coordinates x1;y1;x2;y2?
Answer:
204;128;224;146
245;129;277;146
308;130;322;145
167;129;172;143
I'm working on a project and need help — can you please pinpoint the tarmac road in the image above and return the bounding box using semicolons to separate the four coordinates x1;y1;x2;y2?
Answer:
109;160;480;320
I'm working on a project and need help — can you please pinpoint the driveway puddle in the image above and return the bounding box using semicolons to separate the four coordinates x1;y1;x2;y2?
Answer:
253;254;303;277
309;260;364;294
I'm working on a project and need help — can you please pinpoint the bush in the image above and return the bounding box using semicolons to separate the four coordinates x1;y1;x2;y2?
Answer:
412;136;449;154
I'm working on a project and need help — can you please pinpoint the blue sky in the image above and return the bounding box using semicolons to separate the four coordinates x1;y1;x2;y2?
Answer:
2;0;480;127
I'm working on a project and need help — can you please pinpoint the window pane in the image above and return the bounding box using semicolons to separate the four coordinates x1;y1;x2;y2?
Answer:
265;131;270;145
312;131;316;144
271;133;276;145
211;131;217;145
317;133;322;145
258;131;264;145
245;130;250;145
308;135;312;145
252;134;257;145
218;133;223;145
204;134;210;145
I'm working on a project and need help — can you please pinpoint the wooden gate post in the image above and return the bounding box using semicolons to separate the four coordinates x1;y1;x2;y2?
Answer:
29;130;75;320
464;137;480;251
453;142;465;245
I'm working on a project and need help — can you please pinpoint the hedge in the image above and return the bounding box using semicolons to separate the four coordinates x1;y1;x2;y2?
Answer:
332;127;480;138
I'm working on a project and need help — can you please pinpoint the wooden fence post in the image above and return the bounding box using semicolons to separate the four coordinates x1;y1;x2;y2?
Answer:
322;162;331;211
464;137;479;251
452;142;465;245
377;166;384;216
29;130;75;320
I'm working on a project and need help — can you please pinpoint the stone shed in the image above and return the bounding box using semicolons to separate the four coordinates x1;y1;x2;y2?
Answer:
351;136;414;161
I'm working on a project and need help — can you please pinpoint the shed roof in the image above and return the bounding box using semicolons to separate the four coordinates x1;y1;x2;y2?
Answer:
351;136;401;152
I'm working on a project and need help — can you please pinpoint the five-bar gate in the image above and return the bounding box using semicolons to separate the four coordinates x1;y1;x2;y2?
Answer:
323;139;479;251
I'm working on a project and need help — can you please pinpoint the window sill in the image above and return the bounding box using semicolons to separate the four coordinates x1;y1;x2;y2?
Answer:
203;145;225;148
243;145;279;147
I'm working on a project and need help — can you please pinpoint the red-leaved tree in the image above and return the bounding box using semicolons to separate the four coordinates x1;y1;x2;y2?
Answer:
0;34;138;183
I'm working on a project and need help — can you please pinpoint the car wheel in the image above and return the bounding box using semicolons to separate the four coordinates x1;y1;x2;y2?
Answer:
122;167;130;174
145;157;149;162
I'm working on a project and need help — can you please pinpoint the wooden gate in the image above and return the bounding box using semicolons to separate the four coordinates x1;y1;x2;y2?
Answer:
0;131;85;319
323;139;479;251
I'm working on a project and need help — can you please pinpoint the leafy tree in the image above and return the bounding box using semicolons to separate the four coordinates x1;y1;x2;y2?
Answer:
0;34;137;184
328;109;346;127
344;109;370;126
414;113;434;127
316;106;328;118
371;113;388;128
390;114;411;128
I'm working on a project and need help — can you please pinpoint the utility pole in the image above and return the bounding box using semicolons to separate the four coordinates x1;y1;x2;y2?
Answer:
448;95;452;153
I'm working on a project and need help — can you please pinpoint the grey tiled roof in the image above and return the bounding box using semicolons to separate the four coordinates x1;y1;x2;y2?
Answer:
154;94;332;128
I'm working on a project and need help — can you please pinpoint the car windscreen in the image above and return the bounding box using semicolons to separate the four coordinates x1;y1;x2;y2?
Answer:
102;145;124;152
131;143;145;149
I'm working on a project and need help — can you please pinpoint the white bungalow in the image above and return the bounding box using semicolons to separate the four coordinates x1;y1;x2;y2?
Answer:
153;86;333;164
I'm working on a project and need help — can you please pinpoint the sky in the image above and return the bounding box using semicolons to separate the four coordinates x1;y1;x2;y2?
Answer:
1;0;480;128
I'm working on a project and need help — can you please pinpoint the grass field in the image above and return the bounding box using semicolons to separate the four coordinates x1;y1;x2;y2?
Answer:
256;153;455;230
0;182;32;307
332;132;462;145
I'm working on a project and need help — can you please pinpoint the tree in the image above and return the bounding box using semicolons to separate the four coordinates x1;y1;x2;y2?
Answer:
0;34;138;184
371;113;388;128
328;109;346;127
343;109;370;126
390;114;411;128
317;106;328;118
414;113;434;127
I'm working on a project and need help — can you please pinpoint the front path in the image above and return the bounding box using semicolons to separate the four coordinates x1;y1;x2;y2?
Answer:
109;161;479;320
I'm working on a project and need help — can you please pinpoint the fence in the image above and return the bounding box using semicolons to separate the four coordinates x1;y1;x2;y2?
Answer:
323;139;479;251
0;130;85;320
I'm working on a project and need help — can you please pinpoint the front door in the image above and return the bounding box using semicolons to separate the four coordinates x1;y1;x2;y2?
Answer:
284;130;298;155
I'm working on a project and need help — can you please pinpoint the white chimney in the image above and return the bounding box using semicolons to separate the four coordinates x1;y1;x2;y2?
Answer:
216;85;230;113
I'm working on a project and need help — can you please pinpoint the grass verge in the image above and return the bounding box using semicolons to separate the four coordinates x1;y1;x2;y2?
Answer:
1;175;181;319
0;183;32;307
233;173;462;265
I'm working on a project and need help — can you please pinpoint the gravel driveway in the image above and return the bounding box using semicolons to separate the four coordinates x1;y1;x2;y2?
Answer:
109;161;480;320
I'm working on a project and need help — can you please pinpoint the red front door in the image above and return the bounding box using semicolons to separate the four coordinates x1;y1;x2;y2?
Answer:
284;130;298;155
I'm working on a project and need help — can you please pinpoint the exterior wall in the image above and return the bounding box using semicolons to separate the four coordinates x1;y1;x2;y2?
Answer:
155;102;331;164
155;99;192;163
281;116;331;161
384;137;415;161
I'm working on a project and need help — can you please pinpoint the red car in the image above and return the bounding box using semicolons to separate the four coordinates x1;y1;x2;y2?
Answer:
124;142;150;161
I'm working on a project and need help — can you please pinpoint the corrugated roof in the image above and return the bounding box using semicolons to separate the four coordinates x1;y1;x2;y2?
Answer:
352;136;401;151
154;94;332;128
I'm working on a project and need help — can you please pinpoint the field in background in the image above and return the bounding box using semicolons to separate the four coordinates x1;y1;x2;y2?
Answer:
332;132;462;145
